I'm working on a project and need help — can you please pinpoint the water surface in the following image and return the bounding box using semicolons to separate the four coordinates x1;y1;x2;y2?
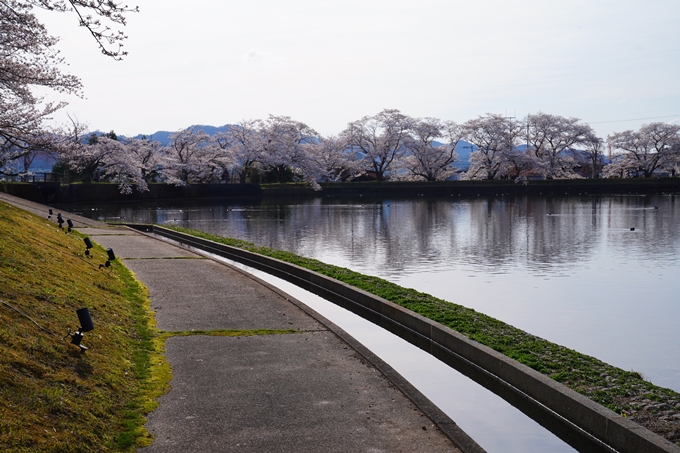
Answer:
65;194;680;391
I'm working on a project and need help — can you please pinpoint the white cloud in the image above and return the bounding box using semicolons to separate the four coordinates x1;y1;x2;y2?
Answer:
244;49;269;64
243;49;287;66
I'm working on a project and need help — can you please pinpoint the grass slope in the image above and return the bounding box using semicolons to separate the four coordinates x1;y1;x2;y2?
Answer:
0;202;166;452
0;202;317;452
167;225;680;446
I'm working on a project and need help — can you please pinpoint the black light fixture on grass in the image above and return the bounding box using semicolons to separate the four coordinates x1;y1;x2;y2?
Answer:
83;237;93;257
48;209;53;219
57;213;64;229
64;308;94;352
99;248;116;269
66;219;74;233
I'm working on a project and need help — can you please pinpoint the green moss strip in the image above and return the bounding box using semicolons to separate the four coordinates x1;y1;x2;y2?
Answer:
164;226;680;437
159;329;298;339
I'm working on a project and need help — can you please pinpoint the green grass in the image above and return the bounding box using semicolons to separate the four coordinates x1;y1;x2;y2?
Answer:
0;203;314;452
158;329;298;339
0;202;166;452
165;225;680;445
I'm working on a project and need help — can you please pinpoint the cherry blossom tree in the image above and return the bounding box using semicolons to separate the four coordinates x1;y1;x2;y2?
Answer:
401;118;461;181
580;136;606;178
124;137;162;184
55;119;149;192
215;120;265;184
342;109;414;181
1;1;79;162
161;126;223;185
462;114;522;180
524;112;597;179
93;137;151;193
1;1;137;171
502;148;544;180
258;115;320;183
306;135;359;182
54;116;97;182
14;1;138;59
605;123;680;178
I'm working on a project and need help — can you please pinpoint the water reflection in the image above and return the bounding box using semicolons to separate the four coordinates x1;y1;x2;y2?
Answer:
63;194;680;391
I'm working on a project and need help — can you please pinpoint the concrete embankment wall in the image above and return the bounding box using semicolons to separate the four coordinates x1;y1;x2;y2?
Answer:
0;182;262;204
316;178;680;198
127;224;680;453
2;178;679;205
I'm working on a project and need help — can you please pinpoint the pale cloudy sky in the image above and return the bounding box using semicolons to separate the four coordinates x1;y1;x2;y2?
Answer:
39;0;680;138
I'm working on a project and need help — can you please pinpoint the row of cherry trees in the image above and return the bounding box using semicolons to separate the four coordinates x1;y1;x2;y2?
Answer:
463;113;680;181
49;110;680;192
3;3;679;191
53;111;456;191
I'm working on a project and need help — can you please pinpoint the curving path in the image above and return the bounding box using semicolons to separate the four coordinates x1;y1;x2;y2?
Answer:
0;193;478;452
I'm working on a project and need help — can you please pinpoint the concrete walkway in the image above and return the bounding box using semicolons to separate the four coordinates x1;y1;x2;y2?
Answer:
1;193;473;452
90;228;465;453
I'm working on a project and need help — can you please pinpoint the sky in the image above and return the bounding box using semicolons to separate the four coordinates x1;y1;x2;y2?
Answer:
37;0;680;139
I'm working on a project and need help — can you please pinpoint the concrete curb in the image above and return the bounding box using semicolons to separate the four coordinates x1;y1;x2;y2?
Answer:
131;224;680;453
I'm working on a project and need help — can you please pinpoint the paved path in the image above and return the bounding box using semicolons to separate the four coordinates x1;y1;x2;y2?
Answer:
89;228;465;453
1;192;473;452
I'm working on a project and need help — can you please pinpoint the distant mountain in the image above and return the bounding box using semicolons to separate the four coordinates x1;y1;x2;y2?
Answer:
25;153;56;173
134;124;233;146
454;140;476;169
133;130;171;145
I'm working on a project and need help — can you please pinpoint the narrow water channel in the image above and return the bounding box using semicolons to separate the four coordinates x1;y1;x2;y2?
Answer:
199;249;578;453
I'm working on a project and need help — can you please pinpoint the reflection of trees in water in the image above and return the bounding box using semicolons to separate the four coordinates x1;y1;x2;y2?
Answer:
75;194;680;277
518;197;599;273
349;197;604;275
230;195;680;277
284;197;602;275
603;195;680;264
